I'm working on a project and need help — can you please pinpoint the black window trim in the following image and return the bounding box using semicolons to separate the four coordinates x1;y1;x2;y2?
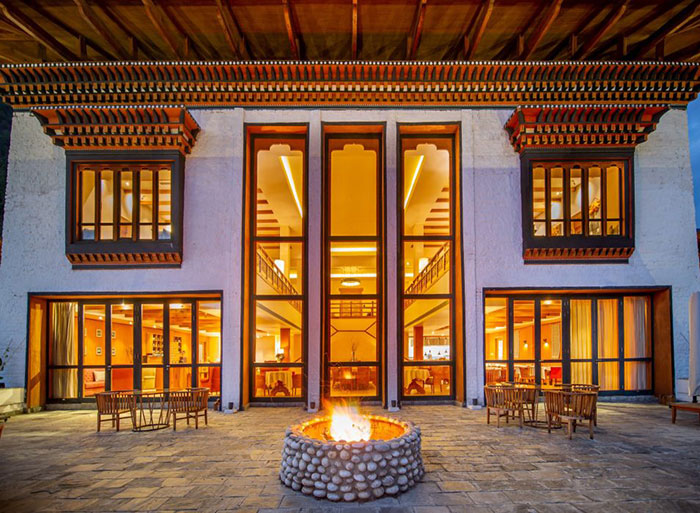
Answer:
65;150;185;268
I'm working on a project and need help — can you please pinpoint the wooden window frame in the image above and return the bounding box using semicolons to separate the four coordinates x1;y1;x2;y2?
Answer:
66;151;185;268
247;129;309;404
323;126;385;402
520;148;635;263
398;130;458;402
42;294;222;403
483;291;655;397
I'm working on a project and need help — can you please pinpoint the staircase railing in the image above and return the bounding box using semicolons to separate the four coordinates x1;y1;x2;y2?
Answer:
405;242;450;302
256;246;302;311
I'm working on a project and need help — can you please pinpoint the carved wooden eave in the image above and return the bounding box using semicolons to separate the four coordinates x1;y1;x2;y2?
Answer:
67;251;181;267
504;105;670;152
0;61;698;109
32;106;200;154
524;247;635;263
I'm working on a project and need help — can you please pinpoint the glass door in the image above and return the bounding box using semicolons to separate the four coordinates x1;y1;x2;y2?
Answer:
140;303;166;391
324;131;383;400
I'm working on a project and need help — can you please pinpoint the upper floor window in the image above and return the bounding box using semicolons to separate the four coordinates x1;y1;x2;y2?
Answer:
520;150;634;263
77;163;172;242
531;161;625;238
66;152;184;268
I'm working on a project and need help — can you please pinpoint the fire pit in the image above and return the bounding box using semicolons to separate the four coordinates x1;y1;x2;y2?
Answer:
280;405;424;501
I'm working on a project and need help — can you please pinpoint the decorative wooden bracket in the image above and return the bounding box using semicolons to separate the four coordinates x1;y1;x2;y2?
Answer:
32;106;200;154
504;105;669;153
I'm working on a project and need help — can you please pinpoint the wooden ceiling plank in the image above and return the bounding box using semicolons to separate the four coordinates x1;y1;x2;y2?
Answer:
160;5;207;60
408;0;428;60
282;0;300;60
0;1;79;61
215;0;250;60
142;0;182;59
352;0;358;60
73;0;128;60
576;1;629;59
628;0;700;59
666;40;700;61
100;3;157;60
521;0;563;60
465;0;494;60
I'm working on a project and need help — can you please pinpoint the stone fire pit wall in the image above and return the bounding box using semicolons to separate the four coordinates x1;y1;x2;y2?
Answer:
280;415;424;502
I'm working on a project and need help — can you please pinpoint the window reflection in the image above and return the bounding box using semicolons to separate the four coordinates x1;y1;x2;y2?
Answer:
254;367;302;398
404;299;450;362
255;301;303;364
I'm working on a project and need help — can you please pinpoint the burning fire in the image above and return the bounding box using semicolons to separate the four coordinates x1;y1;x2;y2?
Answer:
328;403;371;442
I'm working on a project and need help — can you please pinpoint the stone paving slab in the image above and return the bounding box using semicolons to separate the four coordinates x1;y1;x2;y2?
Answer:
0;403;699;512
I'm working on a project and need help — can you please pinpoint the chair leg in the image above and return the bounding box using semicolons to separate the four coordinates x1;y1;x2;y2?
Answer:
671;407;676;424
589;419;594;439
547;414;551;434
195;412;199;429
116;415;120;432
97;413;101;433
204;408;208;426
497;409;501;428
173;415;177;431
573;420;577;433
567;420;573;440
487;408;490;425
519;409;523;429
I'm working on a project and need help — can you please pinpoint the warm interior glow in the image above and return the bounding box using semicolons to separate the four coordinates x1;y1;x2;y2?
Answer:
403;155;425;209
280;155;303;219
329;403;371;442
330;273;377;278
330;247;377;253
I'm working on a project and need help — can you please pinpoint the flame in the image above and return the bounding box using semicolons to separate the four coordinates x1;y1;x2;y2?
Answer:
328;403;371;442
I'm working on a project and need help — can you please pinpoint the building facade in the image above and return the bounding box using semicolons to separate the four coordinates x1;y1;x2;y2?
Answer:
0;62;698;411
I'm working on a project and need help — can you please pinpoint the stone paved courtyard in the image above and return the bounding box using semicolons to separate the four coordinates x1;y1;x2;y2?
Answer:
1;403;700;513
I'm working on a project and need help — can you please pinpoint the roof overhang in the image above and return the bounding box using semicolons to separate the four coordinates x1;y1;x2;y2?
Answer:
1;61;698;109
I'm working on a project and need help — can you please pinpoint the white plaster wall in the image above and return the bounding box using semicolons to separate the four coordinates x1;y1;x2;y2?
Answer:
464;108;700;403
0;110;245;409
1;107;697;409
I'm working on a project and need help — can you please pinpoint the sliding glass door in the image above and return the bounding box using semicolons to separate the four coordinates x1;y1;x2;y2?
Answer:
46;296;222;402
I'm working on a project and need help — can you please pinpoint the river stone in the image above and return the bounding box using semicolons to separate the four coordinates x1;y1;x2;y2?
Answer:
358;491;371;500
327;492;340;501
313;489;326;498
343;492;356;501
386;485;399;495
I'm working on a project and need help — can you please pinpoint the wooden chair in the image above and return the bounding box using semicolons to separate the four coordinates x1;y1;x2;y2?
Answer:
515;384;539;423
571;384;600;426
95;391;134;432
545;390;597;439
484;385;525;428
170;388;209;431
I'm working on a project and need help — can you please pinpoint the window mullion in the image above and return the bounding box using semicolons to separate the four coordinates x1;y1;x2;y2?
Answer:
152;168;158;241
95;169;102;241
545;165;551;237
582;164;589;237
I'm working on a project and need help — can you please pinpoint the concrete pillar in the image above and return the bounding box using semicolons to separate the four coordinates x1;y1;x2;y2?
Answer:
385;116;399;411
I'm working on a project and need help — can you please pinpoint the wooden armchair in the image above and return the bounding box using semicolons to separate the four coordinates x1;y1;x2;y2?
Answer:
170;388;209;431
484;385;525;428
95;391;134;432
545;390;597;439
571;384;600;426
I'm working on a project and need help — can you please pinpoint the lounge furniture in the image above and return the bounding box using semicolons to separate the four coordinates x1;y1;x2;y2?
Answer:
95;391;134;432
265;370;292;396
514;384;539;423
544;390;597;439
83;369;105;396
170;387;209;431
571;384;600;426
670;402;700;424
405;368;430;394
484;385;525;428
130;390;170;432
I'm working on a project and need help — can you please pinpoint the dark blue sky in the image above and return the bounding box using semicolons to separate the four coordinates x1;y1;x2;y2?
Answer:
690;97;700;227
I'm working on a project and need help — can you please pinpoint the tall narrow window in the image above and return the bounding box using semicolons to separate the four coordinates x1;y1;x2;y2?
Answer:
325;130;383;400
400;132;456;399
250;132;307;401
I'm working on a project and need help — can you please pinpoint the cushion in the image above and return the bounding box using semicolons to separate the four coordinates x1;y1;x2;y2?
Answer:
83;370;95;382
93;370;105;382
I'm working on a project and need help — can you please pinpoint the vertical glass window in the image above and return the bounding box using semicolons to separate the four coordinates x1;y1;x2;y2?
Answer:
570;299;593;384
540;300;563;388
513;300;535;384
485;298;508;384
48;302;78;399
158;169;172;240
401;136;455;398
251;134;307;401
532;166;545;237
80;169;96;240
550;167;564;237
120;171;133;239
623;296;651;391
99;171;113;240
606;165;622;235
569;166;583;235
139;170;154;240
588;166;602;236
327;133;381;400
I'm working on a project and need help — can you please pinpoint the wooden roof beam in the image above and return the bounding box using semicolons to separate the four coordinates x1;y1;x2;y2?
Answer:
351;0;358;60
282;0;300;60
142;0;183;59
100;3;156;60
627;0;700;60
215;0;250;60
0;1;78;61
575;1;629;60
464;0;493;60
73;0;129;60
520;0;562;60
407;0;427;60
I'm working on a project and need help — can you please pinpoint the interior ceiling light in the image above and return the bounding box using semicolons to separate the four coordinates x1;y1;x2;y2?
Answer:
340;278;361;287
330;246;377;253
280;155;303;218
403;155;425;209
331;273;377;278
